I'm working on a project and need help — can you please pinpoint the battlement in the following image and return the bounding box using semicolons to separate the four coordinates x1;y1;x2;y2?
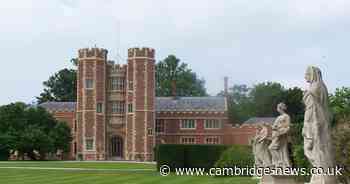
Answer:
128;47;155;58
78;47;108;59
109;63;127;74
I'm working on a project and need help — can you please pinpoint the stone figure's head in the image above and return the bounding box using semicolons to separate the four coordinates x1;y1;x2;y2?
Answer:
256;124;263;130
256;124;266;133
277;102;287;114
305;66;323;83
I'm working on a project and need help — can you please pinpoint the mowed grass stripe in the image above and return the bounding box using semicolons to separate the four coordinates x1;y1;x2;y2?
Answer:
0;170;56;184
0;162;155;169
0;169;158;184
0;169;51;181
0;162;257;184
0;166;154;172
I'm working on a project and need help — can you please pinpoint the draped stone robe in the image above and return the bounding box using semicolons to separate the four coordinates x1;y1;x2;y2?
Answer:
269;114;291;168
302;67;337;184
253;126;272;168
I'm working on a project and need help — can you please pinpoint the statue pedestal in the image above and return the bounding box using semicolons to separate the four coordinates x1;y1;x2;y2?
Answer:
261;175;301;184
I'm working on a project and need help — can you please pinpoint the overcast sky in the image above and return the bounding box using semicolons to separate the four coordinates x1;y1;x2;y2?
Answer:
0;0;350;105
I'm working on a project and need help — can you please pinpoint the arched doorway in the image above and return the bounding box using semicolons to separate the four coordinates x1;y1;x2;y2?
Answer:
110;136;123;160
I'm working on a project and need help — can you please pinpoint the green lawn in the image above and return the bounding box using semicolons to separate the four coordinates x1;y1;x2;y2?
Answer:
0;162;257;184
0;161;154;169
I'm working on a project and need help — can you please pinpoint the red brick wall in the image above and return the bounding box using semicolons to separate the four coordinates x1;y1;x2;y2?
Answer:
77;48;108;161
126;48;155;161
155;112;228;145
155;112;257;146
223;125;257;145
50;47;260;162
52;111;76;160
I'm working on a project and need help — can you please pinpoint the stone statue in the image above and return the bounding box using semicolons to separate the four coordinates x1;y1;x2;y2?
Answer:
253;124;272;168
302;66;337;184
268;103;291;168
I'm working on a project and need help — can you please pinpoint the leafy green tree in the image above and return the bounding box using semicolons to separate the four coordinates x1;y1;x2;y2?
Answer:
329;87;350;183
333;123;350;184
330;87;350;122
156;55;207;97
15;125;54;160
281;87;305;123
37;68;77;103
0;103;72;160
219;83;304;124
218;84;254;123
50;122;72;153
0;102;27;159
38;56;207;102
249;82;285;117
0;133;14;160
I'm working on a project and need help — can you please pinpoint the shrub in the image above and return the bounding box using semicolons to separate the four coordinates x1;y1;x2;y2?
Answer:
214;145;254;170
0;149;9;161
155;144;229;171
185;145;228;170
333;123;350;184
292;144;311;169
156;144;186;171
76;153;83;161
292;144;311;182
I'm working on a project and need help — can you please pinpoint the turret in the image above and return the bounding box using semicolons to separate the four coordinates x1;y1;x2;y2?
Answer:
125;47;156;161
76;47;108;160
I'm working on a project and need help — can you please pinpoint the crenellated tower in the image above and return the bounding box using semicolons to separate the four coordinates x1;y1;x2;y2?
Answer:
76;47;108;160
126;47;156;161
76;47;156;161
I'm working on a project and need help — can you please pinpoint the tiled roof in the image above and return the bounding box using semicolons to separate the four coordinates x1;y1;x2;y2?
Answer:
155;96;226;112
243;117;276;125
39;102;76;112
39;96;227;113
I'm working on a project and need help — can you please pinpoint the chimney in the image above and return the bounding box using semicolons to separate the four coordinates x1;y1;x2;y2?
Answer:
171;80;177;98
224;76;228;97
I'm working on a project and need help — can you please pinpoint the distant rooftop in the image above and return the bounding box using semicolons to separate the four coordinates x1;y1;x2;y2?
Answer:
39;96;227;113
39;102;76;112
243;117;276;125
156;96;226;112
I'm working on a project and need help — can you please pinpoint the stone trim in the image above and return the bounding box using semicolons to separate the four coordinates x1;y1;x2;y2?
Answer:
127;57;155;60
132;56;136;160
165;133;224;136
156;117;228;120
144;61;148;156
156;111;226;114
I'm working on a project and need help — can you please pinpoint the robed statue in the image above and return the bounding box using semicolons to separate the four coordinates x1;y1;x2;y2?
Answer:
268;103;291;168
303;66;337;184
253;124;272;168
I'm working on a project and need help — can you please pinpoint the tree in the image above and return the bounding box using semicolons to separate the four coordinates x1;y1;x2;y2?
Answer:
281;87;305;123
333;122;350;184
37;68;77;104
329;88;350;183
218;84;254;123
219;82;304;124
50;122;72;153
0;103;72;160
156;55;207;97
250;82;285;117
0;133;14;160
330;87;350;122
36;58;77;104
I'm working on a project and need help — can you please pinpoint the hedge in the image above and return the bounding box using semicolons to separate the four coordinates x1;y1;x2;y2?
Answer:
214;145;254;169
0;149;9;161
155;144;230;171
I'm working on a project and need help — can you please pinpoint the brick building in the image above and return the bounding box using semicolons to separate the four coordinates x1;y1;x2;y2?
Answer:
40;47;257;161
